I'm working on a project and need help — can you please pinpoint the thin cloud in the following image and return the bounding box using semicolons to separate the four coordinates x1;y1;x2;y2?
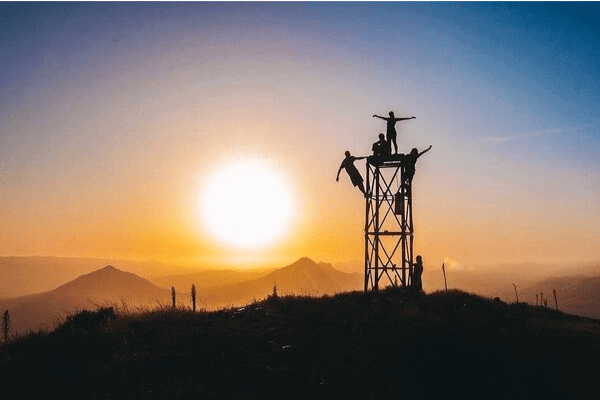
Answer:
443;257;469;271
486;125;592;143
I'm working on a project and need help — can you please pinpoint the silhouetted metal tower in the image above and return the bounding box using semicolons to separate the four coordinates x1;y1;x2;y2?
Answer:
364;156;414;291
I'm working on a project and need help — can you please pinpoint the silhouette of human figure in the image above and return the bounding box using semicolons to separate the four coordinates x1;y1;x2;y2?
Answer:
413;255;424;291
404;145;432;183
336;151;367;196
373;112;416;154
372;133;391;158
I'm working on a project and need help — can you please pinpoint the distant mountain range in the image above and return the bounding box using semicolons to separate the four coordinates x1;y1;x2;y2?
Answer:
0;256;200;298
495;274;600;319
199;257;362;307
1;255;599;335
0;258;362;335
424;266;600;319
153;267;277;292
0;266;170;334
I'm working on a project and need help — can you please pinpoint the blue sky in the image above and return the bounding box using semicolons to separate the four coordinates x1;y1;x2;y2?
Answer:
1;2;599;268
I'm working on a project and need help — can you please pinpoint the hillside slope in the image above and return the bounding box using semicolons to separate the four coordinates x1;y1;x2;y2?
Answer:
0;266;169;334
200;257;362;307
2;288;600;399
0;256;205;298
0;259;363;334
0;256;111;298
153;267;276;293
503;275;600;318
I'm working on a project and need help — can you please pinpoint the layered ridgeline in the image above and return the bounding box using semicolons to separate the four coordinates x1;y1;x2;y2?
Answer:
1;288;600;398
499;274;600;319
0;266;169;334
0;258;361;334
155;257;362;306
189;257;362;308
3;256;600;335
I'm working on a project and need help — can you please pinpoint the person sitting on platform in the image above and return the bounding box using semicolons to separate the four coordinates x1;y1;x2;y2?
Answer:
372;133;391;158
405;145;432;183
336;151;367;197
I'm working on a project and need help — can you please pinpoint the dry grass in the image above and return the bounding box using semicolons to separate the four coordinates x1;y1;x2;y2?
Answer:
2;287;600;399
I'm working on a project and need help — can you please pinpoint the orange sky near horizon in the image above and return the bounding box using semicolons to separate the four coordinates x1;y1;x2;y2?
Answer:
2;3;600;273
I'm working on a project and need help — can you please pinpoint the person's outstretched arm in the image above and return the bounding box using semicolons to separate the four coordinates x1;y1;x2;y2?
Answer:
395;116;416;121
336;165;343;181
418;145;432;157
373;114;388;121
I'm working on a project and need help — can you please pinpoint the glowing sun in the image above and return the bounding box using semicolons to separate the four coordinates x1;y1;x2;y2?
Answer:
200;160;293;248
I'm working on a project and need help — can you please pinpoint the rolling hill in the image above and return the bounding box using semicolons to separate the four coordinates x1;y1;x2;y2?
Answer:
3;256;599;335
199;257;362;308
0;266;169;335
496;274;600;319
0;258;362;334
2;288;600;398
153;267;277;293
0;256;204;298
0;256;112;298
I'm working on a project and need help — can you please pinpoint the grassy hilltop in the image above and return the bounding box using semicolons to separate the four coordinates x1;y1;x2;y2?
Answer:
2;288;600;399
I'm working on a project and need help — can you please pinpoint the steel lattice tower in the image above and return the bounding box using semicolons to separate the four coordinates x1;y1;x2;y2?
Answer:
364;156;414;291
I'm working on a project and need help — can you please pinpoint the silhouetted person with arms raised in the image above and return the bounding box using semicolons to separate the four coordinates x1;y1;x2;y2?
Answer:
412;255;424;292
372;133;391;158
336;151;367;196
373;111;416;154
405;145;432;183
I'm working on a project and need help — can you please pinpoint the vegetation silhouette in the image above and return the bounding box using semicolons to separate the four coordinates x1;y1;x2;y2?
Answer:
191;284;197;312
372;111;416;154
2;310;8;344
2;288;600;399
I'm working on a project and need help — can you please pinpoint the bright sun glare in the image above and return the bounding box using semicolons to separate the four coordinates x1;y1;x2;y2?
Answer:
201;160;293;249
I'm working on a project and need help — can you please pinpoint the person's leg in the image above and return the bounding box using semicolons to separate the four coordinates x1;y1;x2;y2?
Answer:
358;182;367;196
387;132;397;154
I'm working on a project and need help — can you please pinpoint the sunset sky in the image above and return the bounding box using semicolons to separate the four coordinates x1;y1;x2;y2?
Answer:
1;2;599;271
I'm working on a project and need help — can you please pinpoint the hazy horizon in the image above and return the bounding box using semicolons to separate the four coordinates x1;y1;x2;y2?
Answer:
2;2;599;273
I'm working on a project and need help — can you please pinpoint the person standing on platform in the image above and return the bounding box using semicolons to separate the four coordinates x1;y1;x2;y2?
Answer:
373;111;416;154
336;151;367;197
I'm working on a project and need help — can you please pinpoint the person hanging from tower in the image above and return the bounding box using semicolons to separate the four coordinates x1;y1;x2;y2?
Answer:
372;111;416;154
336;151;367;197
404;145;432;184
395;145;431;214
372;133;391;158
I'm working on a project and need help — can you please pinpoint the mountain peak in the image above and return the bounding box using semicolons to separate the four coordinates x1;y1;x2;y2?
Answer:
52;264;167;301
293;257;317;266
286;257;334;271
